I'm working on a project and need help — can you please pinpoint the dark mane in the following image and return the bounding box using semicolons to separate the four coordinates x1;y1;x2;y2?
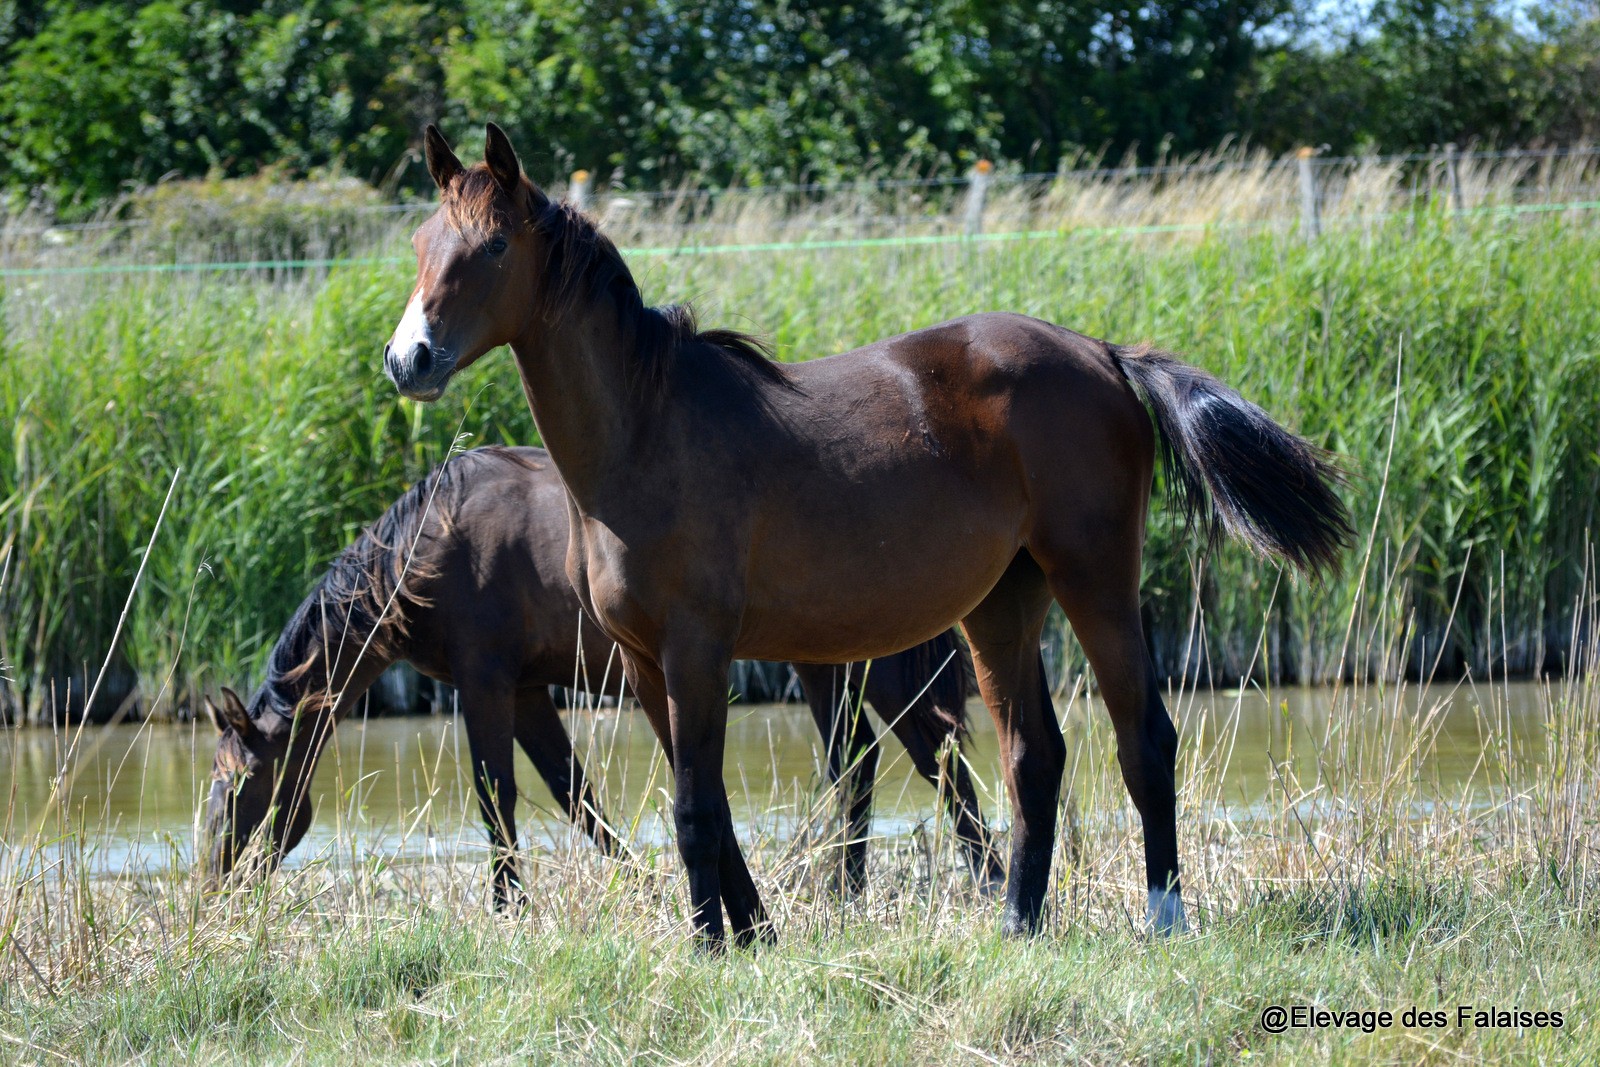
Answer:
881;628;974;750
252;446;538;720
445;164;791;397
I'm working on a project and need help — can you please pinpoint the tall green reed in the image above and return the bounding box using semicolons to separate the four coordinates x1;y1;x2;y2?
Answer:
1;207;1596;716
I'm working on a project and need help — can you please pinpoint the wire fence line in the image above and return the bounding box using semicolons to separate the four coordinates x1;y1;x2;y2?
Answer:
5;197;1600;281
571;143;1600;205
3;145;1597;278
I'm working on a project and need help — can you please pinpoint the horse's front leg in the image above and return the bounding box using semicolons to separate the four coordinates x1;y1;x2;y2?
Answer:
662;640;735;950
514;684;621;856
625;642;771;951
668;640;775;952
794;662;876;897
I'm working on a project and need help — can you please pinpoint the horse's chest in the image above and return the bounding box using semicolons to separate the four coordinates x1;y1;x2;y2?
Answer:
573;514;745;652
569;523;669;650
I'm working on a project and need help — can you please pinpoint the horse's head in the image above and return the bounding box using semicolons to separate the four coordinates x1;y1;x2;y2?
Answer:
385;123;548;401
201;687;310;885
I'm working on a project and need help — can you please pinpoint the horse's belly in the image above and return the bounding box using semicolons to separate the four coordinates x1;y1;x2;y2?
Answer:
734;484;1024;662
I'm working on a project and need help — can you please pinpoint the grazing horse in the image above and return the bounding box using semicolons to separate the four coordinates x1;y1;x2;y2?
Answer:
383;124;1352;947
202;446;997;901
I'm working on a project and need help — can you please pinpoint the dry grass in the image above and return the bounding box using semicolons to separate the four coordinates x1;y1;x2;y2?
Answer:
590;145;1600;248
2;561;1597;1062
4;145;1598;269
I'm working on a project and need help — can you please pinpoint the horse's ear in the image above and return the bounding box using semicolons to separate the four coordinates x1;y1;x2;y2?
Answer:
424;124;464;191
215;687;255;739
483;122;522;195
204;696;226;735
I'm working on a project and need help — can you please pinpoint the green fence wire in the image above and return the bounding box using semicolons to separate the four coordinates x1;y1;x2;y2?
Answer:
3;198;1598;280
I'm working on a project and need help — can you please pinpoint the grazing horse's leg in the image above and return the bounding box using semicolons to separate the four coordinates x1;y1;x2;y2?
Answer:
873;703;1004;892
513;685;620;856
624;648;772;950
961;552;1061;936
1046;568;1186;934
456;679;523;909
795;663;877;897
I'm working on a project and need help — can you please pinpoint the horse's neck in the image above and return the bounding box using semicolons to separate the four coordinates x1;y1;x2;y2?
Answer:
257;608;399;785
509;297;641;508
270;617;398;731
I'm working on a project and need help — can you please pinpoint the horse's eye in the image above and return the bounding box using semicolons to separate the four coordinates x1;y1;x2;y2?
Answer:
485;236;508;256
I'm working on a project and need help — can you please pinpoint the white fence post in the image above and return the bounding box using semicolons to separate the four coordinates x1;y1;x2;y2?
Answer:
569;169;592;213
1296;147;1321;239
964;159;993;236
1444;144;1465;213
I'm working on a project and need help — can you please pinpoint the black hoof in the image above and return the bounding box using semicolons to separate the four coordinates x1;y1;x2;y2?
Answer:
491;871;526;914
1001;904;1043;938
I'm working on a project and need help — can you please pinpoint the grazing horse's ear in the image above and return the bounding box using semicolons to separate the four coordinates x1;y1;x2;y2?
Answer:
204;696;226;735
483;122;522;195
209;687;256;740
424;124;464;191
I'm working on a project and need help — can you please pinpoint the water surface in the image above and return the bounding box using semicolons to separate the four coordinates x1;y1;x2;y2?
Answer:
0;681;1554;873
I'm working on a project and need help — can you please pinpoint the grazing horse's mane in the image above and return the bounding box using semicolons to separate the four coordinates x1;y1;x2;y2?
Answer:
443;165;791;396
253;446;539;720
881;627;977;750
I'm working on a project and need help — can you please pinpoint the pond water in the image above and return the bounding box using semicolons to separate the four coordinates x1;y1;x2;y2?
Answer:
0;680;1556;873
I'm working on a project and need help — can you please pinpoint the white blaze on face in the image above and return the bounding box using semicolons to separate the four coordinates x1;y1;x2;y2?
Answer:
389;290;434;357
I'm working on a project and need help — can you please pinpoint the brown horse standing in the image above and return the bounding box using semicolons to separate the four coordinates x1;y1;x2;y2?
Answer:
202;446;997;901
383;125;1351;947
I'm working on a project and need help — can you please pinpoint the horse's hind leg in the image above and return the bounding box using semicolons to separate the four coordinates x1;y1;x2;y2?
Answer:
456;678;523;909
514;685;620;856
794;662;877;897
1044;552;1186;935
961;551;1061;936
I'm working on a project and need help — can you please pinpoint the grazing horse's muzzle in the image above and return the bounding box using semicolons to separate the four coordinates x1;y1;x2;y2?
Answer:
383;339;455;401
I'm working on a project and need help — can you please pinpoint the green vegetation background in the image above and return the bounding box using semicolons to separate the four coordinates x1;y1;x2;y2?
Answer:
4;211;1598;713
1;0;1597;214
2;0;1599;715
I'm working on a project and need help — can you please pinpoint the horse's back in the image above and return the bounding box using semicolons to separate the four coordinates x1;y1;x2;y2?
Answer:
783;311;1145;480
408;447;602;686
796;312;1124;391
732;316;1143;661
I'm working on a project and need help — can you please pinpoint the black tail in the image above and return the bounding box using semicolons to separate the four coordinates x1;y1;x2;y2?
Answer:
1111;344;1354;574
873;628;973;750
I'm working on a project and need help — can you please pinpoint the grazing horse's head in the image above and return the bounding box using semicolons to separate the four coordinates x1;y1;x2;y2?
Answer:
201;687;310;885
385;123;547;401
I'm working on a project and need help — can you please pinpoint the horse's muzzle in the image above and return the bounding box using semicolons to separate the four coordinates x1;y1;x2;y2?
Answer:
384;340;454;401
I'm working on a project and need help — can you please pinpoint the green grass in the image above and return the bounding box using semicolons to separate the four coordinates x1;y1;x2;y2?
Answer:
4;882;1593;1064
3;202;1600;717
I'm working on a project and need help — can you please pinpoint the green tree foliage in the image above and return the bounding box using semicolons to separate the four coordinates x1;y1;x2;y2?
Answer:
0;0;443;211
942;0;1289;165
436;1;1286;182
1249;0;1600;153
1;4;153;210
0;0;1595;214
